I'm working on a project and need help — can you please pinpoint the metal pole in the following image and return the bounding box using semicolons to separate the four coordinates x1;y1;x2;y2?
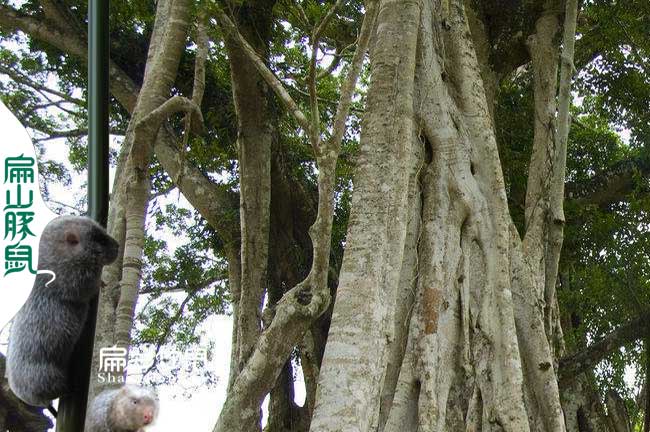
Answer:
87;0;110;227
56;0;109;430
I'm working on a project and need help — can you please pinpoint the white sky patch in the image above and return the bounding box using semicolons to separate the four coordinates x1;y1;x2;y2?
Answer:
130;314;233;432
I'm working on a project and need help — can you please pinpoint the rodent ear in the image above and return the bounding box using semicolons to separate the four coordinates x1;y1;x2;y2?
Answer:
65;230;80;246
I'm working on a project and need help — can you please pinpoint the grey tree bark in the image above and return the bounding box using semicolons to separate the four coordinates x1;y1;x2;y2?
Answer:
221;2;276;429
607;390;632;432
309;0;579;430
211;2;376;431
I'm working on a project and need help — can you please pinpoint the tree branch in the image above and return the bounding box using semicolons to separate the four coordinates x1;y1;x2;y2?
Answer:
0;0;241;248
34;128;123;142
308;0;344;151
141;289;199;378
615;18;650;77
148;183;177;201
191;14;209;108
19;118;124;142
178;12;210;184
31;100;78;112
215;8;312;133
0;64;85;106
559;311;650;384
139;273;225;295
295;3;310;28
316;42;355;79
213;278;327;432
136;96;203;136
47;199;83;214
543;0;578;336
565;157;650;207
286;84;364;114
522;10;561;245
313;0;344;41
0;4;85;60
308;39;321;150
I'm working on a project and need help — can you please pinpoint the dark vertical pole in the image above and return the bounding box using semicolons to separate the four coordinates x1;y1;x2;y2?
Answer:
87;0;110;227
56;1;109;430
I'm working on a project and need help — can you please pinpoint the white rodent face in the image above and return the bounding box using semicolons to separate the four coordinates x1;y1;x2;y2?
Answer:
121;385;159;428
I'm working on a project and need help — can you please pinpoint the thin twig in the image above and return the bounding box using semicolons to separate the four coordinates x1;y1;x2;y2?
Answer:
295;3;310;28
308;39;321;150
178;11;209;186
316;42;356;79
313;0;344;41
141;290;198;378
48;199;83;213
326;0;376;152
32;127;124;142
615;17;650;77
0;65;85;105
308;0;345;152
286;84;364;114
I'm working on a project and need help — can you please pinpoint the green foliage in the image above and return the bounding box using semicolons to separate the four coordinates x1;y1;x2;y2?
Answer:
563;3;650;414
495;72;534;235
133;202;230;381
576;0;650;149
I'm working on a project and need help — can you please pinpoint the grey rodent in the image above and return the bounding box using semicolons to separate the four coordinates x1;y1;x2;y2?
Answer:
86;385;159;432
6;215;119;406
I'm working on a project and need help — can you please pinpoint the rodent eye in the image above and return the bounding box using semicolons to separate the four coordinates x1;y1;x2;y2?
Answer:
65;231;80;245
132;398;139;404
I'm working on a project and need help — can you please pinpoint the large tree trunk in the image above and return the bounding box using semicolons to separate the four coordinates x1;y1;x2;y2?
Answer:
562;374;614;432
223;1;276;429
310;0;577;430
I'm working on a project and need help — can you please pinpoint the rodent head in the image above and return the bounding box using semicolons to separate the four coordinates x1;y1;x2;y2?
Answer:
39;215;119;269
113;386;159;430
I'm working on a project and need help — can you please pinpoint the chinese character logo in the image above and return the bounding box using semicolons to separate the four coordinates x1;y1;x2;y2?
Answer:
4;155;35;184
4;244;35;275
99;346;128;373
3;155;37;275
